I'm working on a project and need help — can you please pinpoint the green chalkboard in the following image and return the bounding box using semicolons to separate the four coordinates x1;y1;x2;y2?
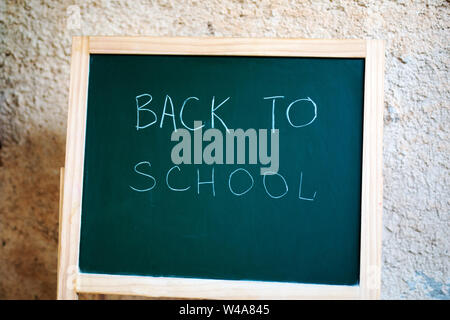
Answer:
79;54;364;286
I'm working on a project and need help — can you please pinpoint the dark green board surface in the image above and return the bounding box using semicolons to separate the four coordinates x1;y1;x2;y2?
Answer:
80;54;365;286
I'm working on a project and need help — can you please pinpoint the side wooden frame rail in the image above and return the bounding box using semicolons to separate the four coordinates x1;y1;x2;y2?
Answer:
57;36;384;300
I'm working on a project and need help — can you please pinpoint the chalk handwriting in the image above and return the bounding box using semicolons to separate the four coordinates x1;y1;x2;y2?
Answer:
131;93;319;201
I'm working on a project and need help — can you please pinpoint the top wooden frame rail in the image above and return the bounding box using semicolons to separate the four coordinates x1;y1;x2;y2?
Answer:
88;36;367;57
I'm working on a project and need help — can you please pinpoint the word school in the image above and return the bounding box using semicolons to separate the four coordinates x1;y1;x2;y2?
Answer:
129;164;317;201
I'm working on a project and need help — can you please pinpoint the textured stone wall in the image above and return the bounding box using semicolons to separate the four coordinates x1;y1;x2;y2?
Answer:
0;0;448;299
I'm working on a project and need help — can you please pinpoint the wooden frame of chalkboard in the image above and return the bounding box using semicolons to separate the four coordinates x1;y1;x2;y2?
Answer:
57;37;384;300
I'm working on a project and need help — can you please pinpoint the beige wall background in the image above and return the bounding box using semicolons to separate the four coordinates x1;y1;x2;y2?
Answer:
0;0;448;299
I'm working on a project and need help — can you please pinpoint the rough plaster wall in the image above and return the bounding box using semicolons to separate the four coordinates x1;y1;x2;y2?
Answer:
0;0;448;299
